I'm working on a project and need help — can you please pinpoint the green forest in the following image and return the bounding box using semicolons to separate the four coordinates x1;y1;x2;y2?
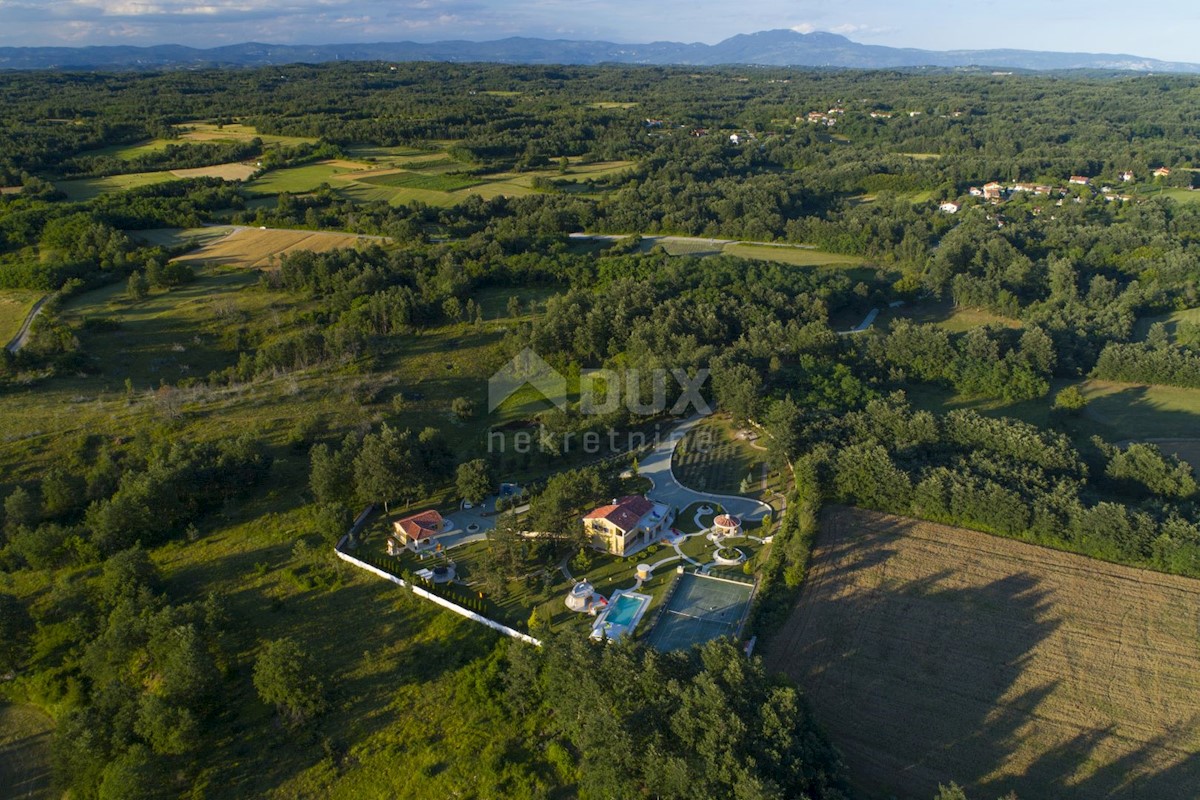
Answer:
2;61;1200;799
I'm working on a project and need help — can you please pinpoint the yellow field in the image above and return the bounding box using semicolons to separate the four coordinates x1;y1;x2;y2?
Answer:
767;507;1200;800
172;227;386;269
170;162;259;181
177;122;315;147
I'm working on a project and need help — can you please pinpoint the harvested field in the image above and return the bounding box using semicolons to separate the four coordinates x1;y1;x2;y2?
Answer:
766;506;1200;800
0;702;55;800
170;162;259;180
172;227;385;269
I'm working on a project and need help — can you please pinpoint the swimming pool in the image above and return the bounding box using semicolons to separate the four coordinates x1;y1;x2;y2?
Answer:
590;591;651;641
606;593;643;626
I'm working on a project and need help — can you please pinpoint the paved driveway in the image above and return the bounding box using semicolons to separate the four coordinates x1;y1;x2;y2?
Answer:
642;415;772;522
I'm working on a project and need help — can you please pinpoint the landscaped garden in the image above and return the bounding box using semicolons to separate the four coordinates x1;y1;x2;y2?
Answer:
671;414;781;499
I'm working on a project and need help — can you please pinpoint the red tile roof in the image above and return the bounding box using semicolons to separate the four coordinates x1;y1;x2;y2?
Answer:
394;509;445;541
584;495;656;533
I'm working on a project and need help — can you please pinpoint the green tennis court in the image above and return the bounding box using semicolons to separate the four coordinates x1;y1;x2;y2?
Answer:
644;572;754;653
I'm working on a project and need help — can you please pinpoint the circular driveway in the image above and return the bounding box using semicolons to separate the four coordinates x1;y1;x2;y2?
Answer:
642;415;773;522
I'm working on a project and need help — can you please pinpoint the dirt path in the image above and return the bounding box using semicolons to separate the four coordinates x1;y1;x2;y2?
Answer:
4;294;50;354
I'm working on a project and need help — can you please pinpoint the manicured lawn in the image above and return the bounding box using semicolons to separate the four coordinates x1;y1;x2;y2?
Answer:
676;501;723;534
672;415;766;496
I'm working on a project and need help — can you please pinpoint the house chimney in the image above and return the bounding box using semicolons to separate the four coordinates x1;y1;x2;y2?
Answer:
611;498;617;505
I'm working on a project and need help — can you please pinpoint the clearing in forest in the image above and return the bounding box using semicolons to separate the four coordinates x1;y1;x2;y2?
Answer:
172;227;383;269
766;506;1200;800
0;702;55;800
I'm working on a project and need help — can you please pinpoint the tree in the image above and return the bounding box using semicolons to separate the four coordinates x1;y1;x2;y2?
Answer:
99;546;159;608
309;440;354;505
353;424;423;512
127;270;149;301
41;467;84;518
1053;385;1088;414
0;592;32;673
3;485;38;533
253;637;326;725
763;395;803;469
451;396;475;421
712;361;762;424
456;459;494;505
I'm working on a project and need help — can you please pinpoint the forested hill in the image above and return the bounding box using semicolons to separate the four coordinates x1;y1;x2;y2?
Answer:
2;29;1199;73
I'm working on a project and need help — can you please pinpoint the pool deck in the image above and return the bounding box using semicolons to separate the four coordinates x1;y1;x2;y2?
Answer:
590;590;652;641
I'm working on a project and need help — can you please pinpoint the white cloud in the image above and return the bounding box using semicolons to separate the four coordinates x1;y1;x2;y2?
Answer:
790;22;815;34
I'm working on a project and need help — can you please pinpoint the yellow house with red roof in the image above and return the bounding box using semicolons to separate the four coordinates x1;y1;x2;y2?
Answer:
390;509;447;553
583;495;672;557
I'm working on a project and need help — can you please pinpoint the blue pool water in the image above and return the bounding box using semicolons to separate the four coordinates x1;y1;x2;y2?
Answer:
606;594;644;626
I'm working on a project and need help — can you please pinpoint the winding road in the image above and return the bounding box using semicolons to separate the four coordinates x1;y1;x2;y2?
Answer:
4;294;50;355
641;415;773;523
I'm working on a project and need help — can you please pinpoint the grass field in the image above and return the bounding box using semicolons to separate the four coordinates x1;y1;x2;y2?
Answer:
1134;305;1200;341
723;243;865;267
0;703;55;800
172;227;382;269
56;170;180;201
766;506;1200;800
1152;187;1200;204
245;161;366;195
904;378;1200;446
356;171;483;191
245;159;632;206
0;289;44;344
888;298;1022;332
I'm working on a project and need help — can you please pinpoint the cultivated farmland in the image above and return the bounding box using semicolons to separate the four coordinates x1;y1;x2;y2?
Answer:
169;162;259;181
172;226;384;269
766;506;1200;800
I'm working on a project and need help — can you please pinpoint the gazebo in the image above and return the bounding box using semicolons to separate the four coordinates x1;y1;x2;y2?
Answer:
713;513;742;536
565;580;597;613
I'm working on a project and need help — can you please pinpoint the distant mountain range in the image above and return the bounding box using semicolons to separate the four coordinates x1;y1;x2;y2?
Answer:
2;29;1198;73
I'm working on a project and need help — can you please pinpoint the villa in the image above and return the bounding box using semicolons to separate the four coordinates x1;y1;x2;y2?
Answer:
391;509;448;551
583;495;673;557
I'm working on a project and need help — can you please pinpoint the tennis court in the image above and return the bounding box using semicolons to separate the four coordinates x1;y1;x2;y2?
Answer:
644;572;755;652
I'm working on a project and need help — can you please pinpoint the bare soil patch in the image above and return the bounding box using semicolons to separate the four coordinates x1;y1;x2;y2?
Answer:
765;506;1200;799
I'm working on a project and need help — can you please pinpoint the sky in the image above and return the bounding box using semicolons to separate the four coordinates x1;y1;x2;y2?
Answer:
1;0;1198;63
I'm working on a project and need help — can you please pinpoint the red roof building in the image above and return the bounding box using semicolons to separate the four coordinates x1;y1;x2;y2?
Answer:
393;509;446;546
583;495;670;557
